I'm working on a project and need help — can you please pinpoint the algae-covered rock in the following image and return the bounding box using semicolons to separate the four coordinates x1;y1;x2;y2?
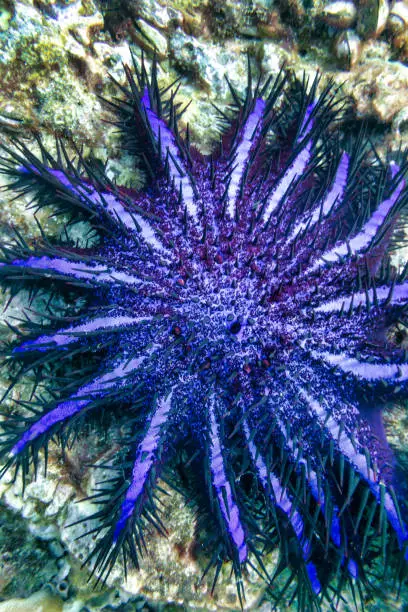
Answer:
0;0;12;31
134;18;168;56
0;589;63;612
0;505;61;600
132;0;180;30
0;0;103;139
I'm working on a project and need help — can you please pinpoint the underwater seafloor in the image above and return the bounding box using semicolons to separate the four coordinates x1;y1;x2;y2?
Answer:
1;0;408;610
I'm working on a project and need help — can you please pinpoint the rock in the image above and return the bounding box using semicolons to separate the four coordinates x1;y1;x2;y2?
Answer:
357;0;390;38
350;53;408;123
134;18;168;57
261;41;296;74
391;25;408;59
392;106;408;139
52;2;104;47
170;30;249;94
0;0;105;139
131;0;174;30
0;589;63;612
388;0;408;35
45;482;76;517
0;0;12;31
321;1;357;29
48;540;65;559
334;29;361;69
0;506;60;600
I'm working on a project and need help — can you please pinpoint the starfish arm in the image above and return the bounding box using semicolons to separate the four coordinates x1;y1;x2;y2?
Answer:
298;385;408;551
14;314;155;353
113;391;173;542
287;151;350;244
224;99;266;220
243;419;322;594
275;415;342;550
313;280;408;314
141;89;198;223
8;356;143;457
312;351;408;383
0;255;143;286
261;103;316;225
307;163;406;273
208;396;247;563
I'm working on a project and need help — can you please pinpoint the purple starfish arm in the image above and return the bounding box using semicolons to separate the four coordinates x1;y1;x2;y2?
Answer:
262;126;313;223
308;162;405;272
313;351;408;382
275;416;342;549
306;564;321;595
298;386;408;552
0;256;142;286
141;89;198;223
243;421;321;593
299;103;315;138
14;314;153;353
288;151;350;242
299;385;378;482
267;143;312;222
9;356;144;457
9;396;92;457
113;391;173;541
262;140;313;223
261;103;316;225
209;397;247;563
49;170;139;231
51;169;169;254
226;99;265;219
19;166;167;253
314;281;408;314
347;559;358;579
